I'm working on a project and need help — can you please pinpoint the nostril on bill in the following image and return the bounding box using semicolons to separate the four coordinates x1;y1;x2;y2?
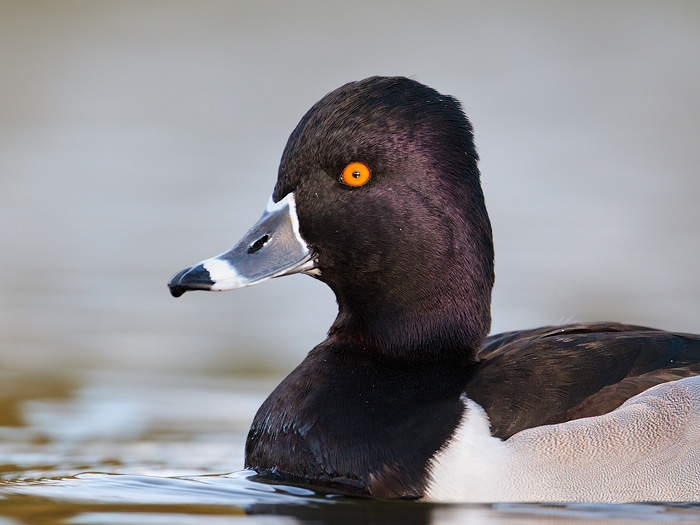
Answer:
247;234;270;254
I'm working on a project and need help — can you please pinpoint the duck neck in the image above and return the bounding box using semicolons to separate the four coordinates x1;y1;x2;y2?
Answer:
328;273;492;362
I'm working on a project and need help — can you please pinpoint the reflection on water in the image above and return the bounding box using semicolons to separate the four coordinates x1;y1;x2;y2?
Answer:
3;472;700;524
2;471;700;524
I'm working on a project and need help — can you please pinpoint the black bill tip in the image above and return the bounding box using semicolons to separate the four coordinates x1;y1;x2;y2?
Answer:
168;265;215;297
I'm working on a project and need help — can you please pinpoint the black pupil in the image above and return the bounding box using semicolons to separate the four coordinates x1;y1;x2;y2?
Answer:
352;170;361;178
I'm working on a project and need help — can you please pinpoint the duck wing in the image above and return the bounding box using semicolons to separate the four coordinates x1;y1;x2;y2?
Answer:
466;322;700;439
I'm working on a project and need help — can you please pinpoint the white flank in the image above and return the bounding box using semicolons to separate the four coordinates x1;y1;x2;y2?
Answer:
426;376;700;502
427;398;509;502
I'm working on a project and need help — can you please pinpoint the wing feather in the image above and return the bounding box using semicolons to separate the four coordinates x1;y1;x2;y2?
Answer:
467;322;700;439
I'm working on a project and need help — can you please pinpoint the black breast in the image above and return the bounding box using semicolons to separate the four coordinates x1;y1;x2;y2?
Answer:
245;340;473;498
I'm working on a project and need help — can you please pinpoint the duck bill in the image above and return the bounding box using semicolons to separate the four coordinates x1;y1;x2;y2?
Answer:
168;192;315;297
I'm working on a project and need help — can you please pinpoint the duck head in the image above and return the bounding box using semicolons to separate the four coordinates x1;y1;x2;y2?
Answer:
169;77;494;360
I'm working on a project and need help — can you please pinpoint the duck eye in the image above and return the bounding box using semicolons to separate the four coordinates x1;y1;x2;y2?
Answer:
341;162;371;187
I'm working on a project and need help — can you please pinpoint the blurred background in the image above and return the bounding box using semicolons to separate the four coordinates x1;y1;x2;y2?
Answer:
1;1;699;375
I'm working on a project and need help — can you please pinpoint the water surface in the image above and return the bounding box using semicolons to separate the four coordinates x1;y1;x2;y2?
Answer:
1;370;700;524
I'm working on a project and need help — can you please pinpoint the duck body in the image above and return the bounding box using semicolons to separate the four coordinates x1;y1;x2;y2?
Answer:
432;373;700;502
245;323;700;501
168;77;700;502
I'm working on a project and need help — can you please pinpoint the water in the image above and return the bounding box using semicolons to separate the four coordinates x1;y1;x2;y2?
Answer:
3;474;700;524
1;1;699;522
1;370;700;524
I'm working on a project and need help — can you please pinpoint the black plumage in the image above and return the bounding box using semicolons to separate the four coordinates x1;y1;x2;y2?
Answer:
169;76;700;499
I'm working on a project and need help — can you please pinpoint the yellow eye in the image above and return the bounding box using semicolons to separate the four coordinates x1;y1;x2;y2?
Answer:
341;162;371;186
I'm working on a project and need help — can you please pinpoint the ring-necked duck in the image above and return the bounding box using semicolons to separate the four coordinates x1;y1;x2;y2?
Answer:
168;77;700;502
